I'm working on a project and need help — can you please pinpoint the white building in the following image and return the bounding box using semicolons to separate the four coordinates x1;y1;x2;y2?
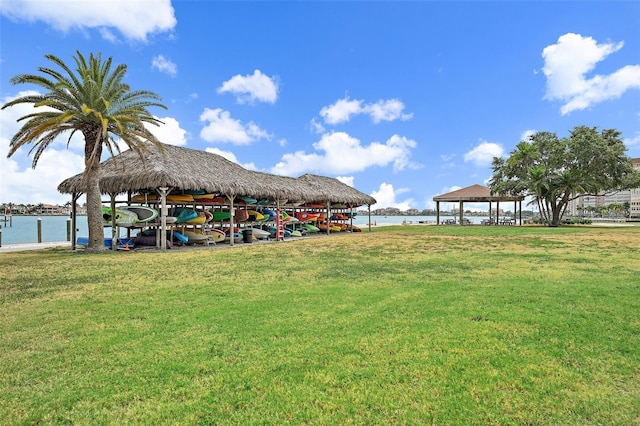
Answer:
630;158;640;218
567;158;640;217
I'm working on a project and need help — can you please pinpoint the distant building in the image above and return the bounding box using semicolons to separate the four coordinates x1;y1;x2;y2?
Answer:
631;158;640;218
568;157;640;217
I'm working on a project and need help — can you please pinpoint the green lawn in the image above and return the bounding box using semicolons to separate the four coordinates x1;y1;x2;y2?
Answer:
1;225;639;425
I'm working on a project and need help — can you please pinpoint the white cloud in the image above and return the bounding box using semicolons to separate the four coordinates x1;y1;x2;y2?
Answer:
145;116;188;146
0;135;84;205
271;132;420;176
335;176;354;187
542;33;640;115
318;96;412;125
464;140;504;167
309;117;326;134
370;182;415;211
520;129;537;142
217;70;278;104
0;0;176;42
151;55;177;77
320;97;364;125
199;108;272;145
204;147;257;170
365;99;413;123
624;131;640;147
2;90;86;151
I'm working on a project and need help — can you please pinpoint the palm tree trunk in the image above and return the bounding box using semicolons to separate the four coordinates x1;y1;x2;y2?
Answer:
85;167;104;252
84;135;105;252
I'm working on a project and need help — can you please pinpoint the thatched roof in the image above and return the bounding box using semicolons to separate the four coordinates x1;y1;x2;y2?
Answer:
58;143;376;206
432;184;523;202
296;174;377;206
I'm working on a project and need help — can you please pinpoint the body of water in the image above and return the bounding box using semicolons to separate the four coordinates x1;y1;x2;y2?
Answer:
0;215;90;245
351;215;490;227
0;214;494;245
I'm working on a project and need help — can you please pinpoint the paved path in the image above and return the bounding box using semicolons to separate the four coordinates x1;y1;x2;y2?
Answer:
0;241;72;253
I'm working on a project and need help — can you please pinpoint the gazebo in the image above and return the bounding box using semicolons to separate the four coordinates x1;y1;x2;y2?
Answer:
432;184;524;225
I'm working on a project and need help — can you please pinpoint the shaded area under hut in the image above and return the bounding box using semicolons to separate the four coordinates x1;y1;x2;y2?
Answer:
58;143;376;250
432;184;524;225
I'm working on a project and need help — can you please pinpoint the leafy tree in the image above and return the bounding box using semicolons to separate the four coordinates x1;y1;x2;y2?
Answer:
2;51;166;251
489;126;640;227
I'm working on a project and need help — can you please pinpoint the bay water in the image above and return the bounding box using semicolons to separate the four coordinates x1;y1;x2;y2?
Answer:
0;214;491;246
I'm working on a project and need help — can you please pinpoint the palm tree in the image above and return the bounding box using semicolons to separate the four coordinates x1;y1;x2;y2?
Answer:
2;51;166;252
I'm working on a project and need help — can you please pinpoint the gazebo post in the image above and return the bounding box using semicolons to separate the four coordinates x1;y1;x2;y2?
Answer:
228;194;235;246
158;187;168;251
71;193;80;251
459;200;463;225
496;201;500;225
519;200;523;225
489;201;492;225
436;201;440;225
326;202;331;236
368;204;372;231
110;194;117;251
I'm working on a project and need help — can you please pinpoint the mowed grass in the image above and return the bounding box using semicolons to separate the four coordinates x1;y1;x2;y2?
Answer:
1;225;639;425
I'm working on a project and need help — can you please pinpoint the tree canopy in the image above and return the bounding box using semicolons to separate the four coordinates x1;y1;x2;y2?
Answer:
2;51;166;251
489;126;640;226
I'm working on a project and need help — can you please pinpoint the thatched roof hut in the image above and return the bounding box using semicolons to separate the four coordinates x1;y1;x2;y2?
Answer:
58;143;301;201
58;143;376;207
296;174;377;206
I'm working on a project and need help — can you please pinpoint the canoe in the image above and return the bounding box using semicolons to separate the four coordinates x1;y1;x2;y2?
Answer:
102;206;139;227
184;189;205;195
224;232;243;244
302;224;320;233
211;211;231;221
268;226;291;237
167;194;195;203
140;229;188;244
318;223;341;232
261;209;276;221
208;228;226;243
238;196;258;205
175;208;198;223
194;196;226;204
290;230;302;237
131;193;158;203
250;228;271;239
183;230;210;244
247;210;264;221
192;193;216;200
172;231;189;244
120;205;159;223
185;215;207;225
295;212;319;222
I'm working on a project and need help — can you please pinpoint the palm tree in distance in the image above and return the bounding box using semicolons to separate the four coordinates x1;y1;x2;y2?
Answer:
2;51;166;252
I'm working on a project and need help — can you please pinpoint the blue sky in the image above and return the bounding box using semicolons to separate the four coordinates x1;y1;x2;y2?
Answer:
1;0;639;210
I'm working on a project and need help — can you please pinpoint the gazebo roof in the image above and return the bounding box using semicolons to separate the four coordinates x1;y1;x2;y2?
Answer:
433;184;524;202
